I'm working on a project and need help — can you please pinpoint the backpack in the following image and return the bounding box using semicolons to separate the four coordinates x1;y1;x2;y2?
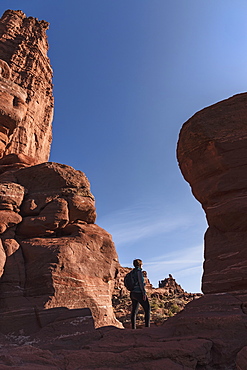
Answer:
124;269;137;291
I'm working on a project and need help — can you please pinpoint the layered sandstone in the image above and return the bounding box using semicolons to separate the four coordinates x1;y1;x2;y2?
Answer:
0;10;121;332
177;93;247;294
0;162;121;332
0;9;53;164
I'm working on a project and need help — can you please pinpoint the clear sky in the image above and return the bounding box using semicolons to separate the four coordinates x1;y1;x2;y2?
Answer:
1;1;247;292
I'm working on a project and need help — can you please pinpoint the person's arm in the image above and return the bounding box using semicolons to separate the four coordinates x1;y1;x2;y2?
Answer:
137;269;146;299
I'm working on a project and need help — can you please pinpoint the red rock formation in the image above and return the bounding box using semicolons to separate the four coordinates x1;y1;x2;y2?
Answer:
174;93;247;366
1;294;247;369
158;274;184;294
0;325;213;369
177;93;247;294
0;10;53;164
1;8;247;368
0;162;121;332
0;10;121;332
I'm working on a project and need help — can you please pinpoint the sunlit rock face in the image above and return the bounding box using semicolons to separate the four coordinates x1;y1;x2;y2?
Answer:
0;162;121;332
0;59;27;157
0;10;122;333
0;9;53;164
177;93;247;294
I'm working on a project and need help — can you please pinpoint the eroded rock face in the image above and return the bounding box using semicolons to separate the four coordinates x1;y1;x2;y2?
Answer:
0;9;122;332
0;9;53;164
0;162;121;332
177;93;247;294
158;274;184;294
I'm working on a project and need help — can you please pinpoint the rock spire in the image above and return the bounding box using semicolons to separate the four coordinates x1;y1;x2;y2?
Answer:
0;9;53;164
0;10;121;332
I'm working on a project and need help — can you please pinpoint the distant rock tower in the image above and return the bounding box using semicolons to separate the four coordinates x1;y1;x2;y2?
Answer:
159;273;184;292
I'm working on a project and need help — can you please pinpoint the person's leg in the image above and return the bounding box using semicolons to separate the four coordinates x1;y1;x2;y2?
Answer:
143;299;150;327
130;292;140;329
139;297;151;327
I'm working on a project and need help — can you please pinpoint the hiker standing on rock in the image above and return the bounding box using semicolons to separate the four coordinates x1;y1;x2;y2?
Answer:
129;259;150;329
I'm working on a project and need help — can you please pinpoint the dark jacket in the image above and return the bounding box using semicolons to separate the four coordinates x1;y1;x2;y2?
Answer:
132;267;146;295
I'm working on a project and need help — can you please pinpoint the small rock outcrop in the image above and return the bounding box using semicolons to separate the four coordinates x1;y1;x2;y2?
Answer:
158;274;184;294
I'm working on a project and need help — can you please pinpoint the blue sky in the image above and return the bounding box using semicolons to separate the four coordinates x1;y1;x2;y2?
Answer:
1;1;247;292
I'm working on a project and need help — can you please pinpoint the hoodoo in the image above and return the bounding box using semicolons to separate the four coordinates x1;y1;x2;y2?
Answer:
177;93;247;294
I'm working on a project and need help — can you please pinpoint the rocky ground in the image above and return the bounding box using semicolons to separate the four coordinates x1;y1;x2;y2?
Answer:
1;292;246;369
0;323;215;369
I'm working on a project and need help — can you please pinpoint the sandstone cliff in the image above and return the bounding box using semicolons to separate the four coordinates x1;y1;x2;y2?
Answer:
0;10;53;164
0;10;121;333
0;162;121;332
177;92;247;295
175;92;247;367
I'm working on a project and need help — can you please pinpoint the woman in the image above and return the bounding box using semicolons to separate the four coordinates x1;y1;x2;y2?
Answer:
130;259;150;329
